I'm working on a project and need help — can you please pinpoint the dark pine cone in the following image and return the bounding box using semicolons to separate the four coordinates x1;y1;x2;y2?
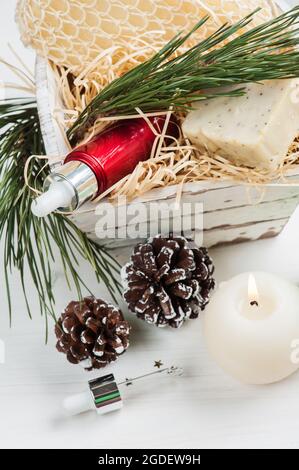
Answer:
123;235;215;329
55;297;130;371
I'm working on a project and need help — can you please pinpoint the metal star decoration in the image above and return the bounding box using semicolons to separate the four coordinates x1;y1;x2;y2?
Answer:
154;360;163;369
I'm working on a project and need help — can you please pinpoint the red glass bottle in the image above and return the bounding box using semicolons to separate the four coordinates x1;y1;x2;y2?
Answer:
31;116;178;217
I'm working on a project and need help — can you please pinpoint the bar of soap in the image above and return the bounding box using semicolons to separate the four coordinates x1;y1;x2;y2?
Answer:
182;79;299;170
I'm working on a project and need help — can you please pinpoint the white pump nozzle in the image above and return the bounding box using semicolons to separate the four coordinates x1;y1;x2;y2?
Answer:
63;391;94;416
31;181;76;218
63;390;123;416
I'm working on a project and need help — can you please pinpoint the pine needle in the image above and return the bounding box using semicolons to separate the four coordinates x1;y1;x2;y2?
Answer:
0;98;121;331
69;6;299;141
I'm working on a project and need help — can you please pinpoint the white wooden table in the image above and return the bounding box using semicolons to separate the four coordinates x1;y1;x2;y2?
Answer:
1;0;299;450
2;209;299;450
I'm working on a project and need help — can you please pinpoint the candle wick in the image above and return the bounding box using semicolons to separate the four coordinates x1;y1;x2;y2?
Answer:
250;300;259;307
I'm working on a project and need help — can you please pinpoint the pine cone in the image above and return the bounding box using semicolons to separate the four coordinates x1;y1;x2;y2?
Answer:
123;235;215;329
55;297;130;371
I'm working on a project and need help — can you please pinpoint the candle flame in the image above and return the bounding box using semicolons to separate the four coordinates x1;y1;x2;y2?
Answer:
248;274;259;306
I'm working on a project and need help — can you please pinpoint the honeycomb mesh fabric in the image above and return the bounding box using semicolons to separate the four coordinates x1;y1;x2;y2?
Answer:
16;0;277;75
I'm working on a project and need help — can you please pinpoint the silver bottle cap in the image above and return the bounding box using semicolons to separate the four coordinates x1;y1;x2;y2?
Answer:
31;161;98;217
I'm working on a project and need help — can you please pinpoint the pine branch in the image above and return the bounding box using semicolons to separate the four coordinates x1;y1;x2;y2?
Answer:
0;98;121;332
69;6;299;141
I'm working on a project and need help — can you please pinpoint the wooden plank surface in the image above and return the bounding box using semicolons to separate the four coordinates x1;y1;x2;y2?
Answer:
1;210;299;449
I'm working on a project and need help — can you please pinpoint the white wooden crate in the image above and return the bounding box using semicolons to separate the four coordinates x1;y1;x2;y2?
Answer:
35;56;299;248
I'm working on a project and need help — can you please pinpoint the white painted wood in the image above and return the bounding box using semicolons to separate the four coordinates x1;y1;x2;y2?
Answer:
276;0;297;10
2;209;299;449
83;218;288;249
204;218;288;247
69;184;299;248
35;56;70;163
92;182;299;222
78;184;299;230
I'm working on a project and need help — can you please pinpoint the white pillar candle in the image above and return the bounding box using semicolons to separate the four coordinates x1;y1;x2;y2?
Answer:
203;272;299;385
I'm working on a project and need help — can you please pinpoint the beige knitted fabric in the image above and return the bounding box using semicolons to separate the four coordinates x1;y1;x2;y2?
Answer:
16;0;277;74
